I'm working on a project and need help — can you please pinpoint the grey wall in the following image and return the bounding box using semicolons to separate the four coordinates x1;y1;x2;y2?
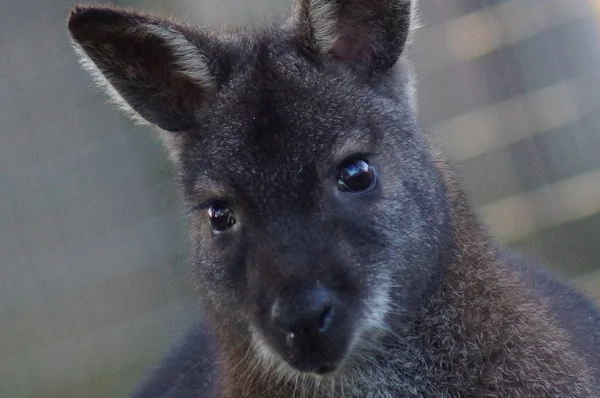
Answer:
0;0;599;396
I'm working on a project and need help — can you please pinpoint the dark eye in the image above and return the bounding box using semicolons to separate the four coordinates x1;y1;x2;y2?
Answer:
337;158;376;193
207;202;236;233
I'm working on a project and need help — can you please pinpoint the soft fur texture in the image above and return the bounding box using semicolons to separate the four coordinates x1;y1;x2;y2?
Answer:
66;1;600;397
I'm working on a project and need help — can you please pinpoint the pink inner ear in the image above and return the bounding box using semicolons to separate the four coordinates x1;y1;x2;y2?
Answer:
328;29;373;66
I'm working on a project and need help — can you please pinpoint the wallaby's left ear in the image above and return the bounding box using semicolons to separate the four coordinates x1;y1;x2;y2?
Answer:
293;0;414;76
67;5;220;132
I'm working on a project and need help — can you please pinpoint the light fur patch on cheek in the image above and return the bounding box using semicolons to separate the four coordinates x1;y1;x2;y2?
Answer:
249;325;302;380
249;324;280;365
345;275;392;360
361;277;392;333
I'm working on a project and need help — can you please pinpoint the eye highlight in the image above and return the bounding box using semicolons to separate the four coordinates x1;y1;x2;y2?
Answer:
337;158;377;193
207;202;236;234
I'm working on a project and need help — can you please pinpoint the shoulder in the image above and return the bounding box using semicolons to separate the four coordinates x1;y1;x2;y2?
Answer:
502;249;600;377
129;321;219;398
503;249;599;319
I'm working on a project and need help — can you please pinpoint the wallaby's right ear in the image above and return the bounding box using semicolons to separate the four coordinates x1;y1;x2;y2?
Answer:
67;5;219;132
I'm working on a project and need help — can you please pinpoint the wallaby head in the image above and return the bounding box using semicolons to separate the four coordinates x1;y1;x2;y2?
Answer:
67;0;453;378
66;0;600;396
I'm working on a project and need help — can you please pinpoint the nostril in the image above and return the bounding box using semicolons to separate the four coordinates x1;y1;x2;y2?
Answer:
318;304;333;334
272;288;336;336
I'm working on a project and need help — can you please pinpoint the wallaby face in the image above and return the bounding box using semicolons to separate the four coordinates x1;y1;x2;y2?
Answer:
68;0;449;376
67;0;600;396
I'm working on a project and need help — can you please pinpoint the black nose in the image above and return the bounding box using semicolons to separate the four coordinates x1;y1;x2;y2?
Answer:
271;288;334;338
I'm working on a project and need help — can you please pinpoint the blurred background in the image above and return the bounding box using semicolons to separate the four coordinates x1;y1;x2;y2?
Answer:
1;0;599;396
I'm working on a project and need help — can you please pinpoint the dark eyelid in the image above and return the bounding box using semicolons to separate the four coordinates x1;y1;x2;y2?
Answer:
321;130;378;179
331;130;376;164
338;152;378;168
324;151;378;181
188;199;235;219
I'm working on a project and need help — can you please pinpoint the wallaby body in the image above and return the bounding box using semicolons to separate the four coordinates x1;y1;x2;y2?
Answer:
66;1;600;396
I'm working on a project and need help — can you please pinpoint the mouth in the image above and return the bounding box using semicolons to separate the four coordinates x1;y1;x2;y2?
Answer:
250;286;372;377
283;341;347;376
312;363;339;376
252;310;355;377
253;331;350;377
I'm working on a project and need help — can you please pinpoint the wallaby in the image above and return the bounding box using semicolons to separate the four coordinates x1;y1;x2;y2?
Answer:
66;1;600;396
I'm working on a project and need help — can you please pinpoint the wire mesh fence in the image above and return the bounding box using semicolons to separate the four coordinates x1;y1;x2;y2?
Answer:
1;0;599;396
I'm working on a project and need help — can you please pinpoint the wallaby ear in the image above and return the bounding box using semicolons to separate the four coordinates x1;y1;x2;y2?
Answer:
293;0;413;76
67;5;216;132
